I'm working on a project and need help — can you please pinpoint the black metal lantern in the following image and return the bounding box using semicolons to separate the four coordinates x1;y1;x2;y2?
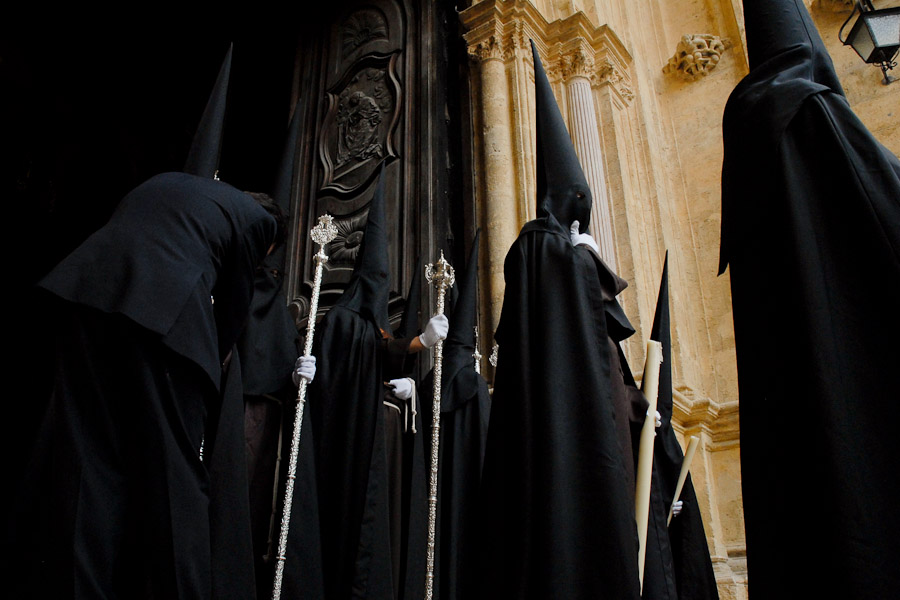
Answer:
840;0;900;84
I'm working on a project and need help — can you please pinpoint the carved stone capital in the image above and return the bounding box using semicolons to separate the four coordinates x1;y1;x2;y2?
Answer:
468;33;506;63
663;34;729;82
461;0;633;97
591;56;634;104
559;45;594;81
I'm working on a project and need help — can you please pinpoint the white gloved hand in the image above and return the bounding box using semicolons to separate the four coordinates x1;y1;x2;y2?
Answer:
389;378;414;401
671;500;684;518
419;314;449;348
292;355;316;386
650;409;662;436
569;220;599;253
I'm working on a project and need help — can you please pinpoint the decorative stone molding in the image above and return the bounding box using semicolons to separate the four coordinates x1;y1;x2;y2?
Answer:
815;0;855;13
462;0;634;106
672;384;740;448
663;34;729;81
469;33;506;63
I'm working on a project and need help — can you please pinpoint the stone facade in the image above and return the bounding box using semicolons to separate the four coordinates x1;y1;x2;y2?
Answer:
460;1;899;598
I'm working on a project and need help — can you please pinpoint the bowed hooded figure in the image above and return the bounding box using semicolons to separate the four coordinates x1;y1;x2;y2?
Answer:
720;0;900;596
17;169;275;599
476;40;642;600
12;46;277;600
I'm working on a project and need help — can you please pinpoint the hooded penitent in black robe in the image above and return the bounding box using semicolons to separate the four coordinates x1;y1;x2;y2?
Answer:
16;171;275;599
236;104;325;600
477;41;642;599
304;166;425;600
420;231;491;600
720;1;900;596
633;256;718;600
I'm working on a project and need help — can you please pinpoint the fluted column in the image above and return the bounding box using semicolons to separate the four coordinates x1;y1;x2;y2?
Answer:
561;47;617;270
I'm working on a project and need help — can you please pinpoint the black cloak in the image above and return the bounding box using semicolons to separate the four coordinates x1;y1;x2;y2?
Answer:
17;171;275;599
237;105;324;600
633;256;718;600
420;231;492;600
720;0;900;596
476;41;642;599
305;165;425;600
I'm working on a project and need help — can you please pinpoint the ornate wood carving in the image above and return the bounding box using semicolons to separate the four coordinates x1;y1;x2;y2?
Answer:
319;53;401;195
286;0;468;333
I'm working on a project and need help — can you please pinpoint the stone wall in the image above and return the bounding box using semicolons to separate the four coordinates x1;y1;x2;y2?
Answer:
461;1;898;598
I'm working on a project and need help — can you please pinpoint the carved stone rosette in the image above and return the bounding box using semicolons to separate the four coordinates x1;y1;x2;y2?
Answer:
663;34;729;81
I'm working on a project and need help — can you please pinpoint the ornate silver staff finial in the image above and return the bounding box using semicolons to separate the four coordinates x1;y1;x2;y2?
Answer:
489;343;499;368
424;251;455;600
473;326;482;374
272;214;338;600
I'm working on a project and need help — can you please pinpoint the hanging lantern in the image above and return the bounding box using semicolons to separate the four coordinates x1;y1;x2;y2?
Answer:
840;0;900;84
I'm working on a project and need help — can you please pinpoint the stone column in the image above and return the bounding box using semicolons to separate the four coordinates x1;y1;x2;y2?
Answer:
468;36;520;337
561;46;617;270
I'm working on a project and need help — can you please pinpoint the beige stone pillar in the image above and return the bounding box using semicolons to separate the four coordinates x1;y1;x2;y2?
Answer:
467;36;521;338
561;48;617;270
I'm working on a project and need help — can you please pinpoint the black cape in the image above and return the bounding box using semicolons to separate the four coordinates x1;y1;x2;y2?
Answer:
478;214;642;599
419;233;491;600
721;0;900;596
307;306;395;600
16;172;275;598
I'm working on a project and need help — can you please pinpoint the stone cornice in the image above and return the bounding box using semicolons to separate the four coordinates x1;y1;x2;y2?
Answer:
672;385;740;448
460;0;634;106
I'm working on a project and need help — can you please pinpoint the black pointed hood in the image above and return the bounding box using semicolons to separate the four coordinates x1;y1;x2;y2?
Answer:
743;0;843;93
441;230;482;411
531;40;592;233
720;0;848;274
184;44;233;177
394;257;423;340
237;104;303;396
648;252;673;424
273;103;302;213
446;230;480;350
333;164;391;331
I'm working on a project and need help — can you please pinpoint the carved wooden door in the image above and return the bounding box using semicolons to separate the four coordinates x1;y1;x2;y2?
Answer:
285;0;468;330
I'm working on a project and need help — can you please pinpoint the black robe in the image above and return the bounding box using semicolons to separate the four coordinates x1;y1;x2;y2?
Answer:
478;215;642;599
15;172;275;598
306;306;415;600
381;338;427;600
420;358;491;600
237;258;324;600
721;1;900;596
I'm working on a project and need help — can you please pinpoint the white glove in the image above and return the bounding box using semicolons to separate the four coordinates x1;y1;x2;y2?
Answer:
671;500;684;518
389;378;414;401
569;220;599;253
419;314;449;348
292;355;316;386
650;409;662;436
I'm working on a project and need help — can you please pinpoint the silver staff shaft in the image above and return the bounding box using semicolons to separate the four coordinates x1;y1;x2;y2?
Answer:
272;214;338;600
424;252;455;600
